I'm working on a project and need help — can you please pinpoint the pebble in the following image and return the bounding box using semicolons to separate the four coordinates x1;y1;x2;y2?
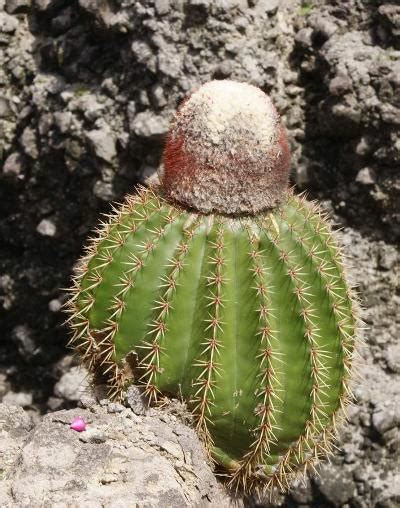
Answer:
48;298;62;312
356;167;376;185
0;11;18;33
3;390;33;407
12;325;36;356
385;344;400;374
372;406;400;435
93;180;114;201
20;126;39;159
54;366;89;402
36;218;57;236
126;386;147;416
86;127;116;162
78;427;106;443
5;0;31;13
130;111;170;139
3;152;24;177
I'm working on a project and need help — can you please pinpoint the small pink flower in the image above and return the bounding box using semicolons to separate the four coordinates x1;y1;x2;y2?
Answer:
70;416;86;432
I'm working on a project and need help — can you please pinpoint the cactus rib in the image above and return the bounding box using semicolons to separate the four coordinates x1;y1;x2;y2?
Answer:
67;186;358;494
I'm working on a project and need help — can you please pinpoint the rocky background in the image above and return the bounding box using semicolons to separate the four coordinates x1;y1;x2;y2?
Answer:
0;0;399;506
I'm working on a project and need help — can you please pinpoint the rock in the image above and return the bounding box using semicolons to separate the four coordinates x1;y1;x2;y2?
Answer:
379;5;400;45
12;325;36;357
378;244;399;270
154;0;169;16
20;127;38;159
5;0;31;13
2;391;32;407
0;404;34;476
372;406;400;435
0;96;12;117
2;152;24;177
290;478;313;504
0;11;18;33
130;111;170;140
295;27;313;48
53;366;89;402
46;396;64;411
151;84;167;108
311;15;338;41
34;0;62;11
93;180;114;201
385;344;400;374
86;127;117;162
36;218;56;236
329;74;353;96
0;403;228;505
125;385;147;415
356;167;376;185
48;298;62;312
0;274;14;310
315;463;357;506
53;111;73;134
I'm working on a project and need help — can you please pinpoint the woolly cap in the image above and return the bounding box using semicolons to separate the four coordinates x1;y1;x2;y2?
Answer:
162;80;290;215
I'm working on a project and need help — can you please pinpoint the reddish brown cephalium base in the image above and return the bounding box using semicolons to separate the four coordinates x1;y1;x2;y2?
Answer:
162;80;291;215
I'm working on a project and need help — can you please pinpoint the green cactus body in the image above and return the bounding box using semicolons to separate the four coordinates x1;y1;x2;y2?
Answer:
69;186;356;492
68;80;358;493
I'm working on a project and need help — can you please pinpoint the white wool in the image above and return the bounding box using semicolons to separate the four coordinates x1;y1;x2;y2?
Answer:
164;80;290;214
176;80;278;161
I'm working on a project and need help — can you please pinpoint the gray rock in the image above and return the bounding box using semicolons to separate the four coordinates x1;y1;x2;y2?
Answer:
130;110;170;140
87;127;117;162
93;180;114;201
54;366;89;402
378;244;399;270
0;11;18;32
3;152;24;177
290;478;313;504
12;325;36;357
2;391;32;407
5;0;31;13
295;27;313;48
256;0;279;14
372;406;400;435
151;84;167;108
0;403;228;505
356;167;376;185
329;74;353;96
154;0;169;16
48;298;62;312
33;0;61;10
0;404;34;477
53;111;73;134
310;15;338;40
46;396;64;411
36;218;56;236
0;274;14;310
385;343;400;374
0;96;12;117
20;126;38;159
125;385;147;415
315;463;357;506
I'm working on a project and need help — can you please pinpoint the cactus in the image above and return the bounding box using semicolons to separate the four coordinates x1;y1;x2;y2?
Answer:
67;81;358;495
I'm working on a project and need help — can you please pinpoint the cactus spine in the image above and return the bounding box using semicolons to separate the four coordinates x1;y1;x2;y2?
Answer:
67;80;358;495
